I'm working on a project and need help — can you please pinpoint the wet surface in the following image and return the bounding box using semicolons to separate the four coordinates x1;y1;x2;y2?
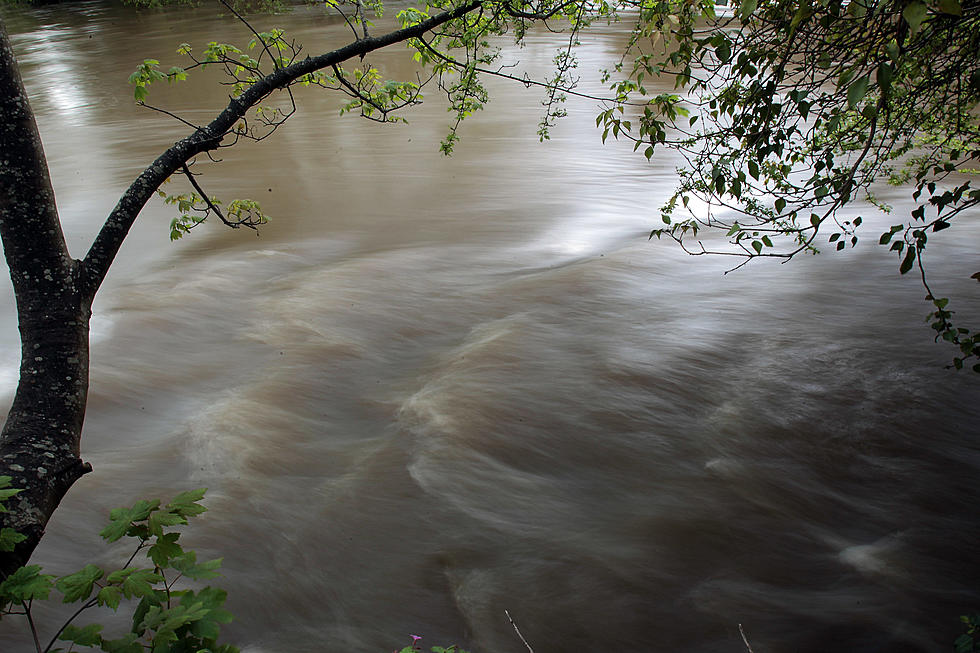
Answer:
1;2;979;651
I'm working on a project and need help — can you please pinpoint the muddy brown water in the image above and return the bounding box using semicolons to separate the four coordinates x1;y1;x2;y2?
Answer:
1;2;979;651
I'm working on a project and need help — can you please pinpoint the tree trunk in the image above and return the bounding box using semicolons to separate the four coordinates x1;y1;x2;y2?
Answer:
0;17;91;578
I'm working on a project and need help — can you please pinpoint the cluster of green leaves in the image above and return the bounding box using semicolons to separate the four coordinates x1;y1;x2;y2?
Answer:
957;614;980;652
127;60;187;102
161;189;209;241
156;185;269;241
398;2;502;153
594;0;978;369
335;65;423;123
0;481;237;653
132;29;295;109
0;476;27;554
397;0;613;152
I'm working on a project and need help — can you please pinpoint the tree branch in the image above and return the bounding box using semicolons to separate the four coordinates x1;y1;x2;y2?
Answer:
0;18;73;288
79;0;484;300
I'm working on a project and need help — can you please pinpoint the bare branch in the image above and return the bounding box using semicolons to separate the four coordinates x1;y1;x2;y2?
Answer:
505;609;534;653
738;623;755;653
137;101;203;131
218;0;280;71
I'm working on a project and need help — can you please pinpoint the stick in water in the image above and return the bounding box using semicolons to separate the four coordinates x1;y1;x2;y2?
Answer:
739;623;755;653
505;610;534;653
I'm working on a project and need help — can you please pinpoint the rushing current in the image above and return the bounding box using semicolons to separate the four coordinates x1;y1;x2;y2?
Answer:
1;2;979;651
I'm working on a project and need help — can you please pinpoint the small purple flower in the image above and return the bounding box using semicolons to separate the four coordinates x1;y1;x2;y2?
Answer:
410;635;422;643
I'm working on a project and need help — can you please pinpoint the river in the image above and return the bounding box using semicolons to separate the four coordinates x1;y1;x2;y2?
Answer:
1;1;979;651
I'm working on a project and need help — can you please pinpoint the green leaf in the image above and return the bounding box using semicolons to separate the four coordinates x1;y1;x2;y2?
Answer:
715;41;731;63
738;0;758;20
886;39;900;62
100;499;161;542
97;585;123;610
0;565;55;601
751;240;763;254
847;75;870;109
166;488;208;518
56;564;104;603
58;623;103;647
100;633;142;653
901;1;928;35
900;247;916;274
106;568;163;599
149;532;184;568
774;198;787;213
0;489;20;504
186;587;234;640
0;481;22;509
140;601;213;649
879;225;903;245
937;0;961;15
148;510;186;537
0;527;26;552
876;64;893;93
132;595;160;634
171;552;223;580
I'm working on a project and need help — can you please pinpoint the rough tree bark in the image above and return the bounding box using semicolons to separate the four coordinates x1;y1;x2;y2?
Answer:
0;19;93;578
0;1;482;577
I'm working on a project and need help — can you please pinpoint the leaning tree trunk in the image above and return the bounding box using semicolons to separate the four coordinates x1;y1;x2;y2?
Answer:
0;19;92;578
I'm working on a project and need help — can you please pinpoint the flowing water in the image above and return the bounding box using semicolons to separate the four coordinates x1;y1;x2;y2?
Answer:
1;2;979;651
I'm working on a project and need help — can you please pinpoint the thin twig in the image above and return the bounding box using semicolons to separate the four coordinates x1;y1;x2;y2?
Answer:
25;602;42;653
136;102;203;131
738;623;755;653
504;609;534;653
180;163;230;225
415;38;645;106
43;597;99;653
218;0;280;71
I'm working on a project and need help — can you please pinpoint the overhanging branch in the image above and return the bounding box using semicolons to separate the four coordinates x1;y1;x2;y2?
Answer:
79;0;484;299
